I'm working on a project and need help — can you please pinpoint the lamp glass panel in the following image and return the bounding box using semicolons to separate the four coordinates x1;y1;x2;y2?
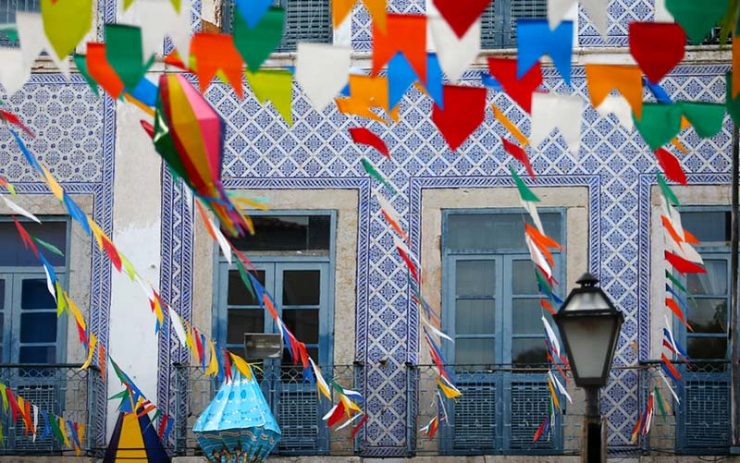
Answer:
562;291;611;312
560;316;617;381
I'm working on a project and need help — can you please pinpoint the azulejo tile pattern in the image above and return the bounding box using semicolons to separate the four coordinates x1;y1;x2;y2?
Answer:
0;72;116;447
158;55;732;454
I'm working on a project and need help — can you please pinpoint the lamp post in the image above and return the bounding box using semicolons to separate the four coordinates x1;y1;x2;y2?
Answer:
554;273;624;463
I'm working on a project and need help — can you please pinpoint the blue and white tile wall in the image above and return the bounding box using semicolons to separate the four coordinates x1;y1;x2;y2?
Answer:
0;0;728;455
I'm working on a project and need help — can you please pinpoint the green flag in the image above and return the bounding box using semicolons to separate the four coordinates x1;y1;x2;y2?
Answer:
34;237;64;257
233;7;285;72
104;24;154;90
633;103;683;151
510;166;540;202
679;101;725;138
73;54;99;97
657;173;680;206
727;73;740;125
654;387;668;418
665;0;729;44
361;158;397;194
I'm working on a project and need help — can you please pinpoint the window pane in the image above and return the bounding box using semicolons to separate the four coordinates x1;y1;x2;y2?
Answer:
21;279;56;310
21;313;57;343
687;260;727;295
456;338;495;366
282;309;319;344
0;221;66;266
0;279;4;310
228;270;264;305
227;309;265;344
687;337;727;360
283;270;320;306
19;346;55;364
682;211;730;243
688;299;728;334
456;300;495;335
512;338;547;365
512;299;550;335
447;213;560;251
228;215;330;252
456;260;495;297
512;260;540;295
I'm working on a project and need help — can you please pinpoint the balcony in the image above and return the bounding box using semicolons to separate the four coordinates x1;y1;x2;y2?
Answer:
0;363;104;457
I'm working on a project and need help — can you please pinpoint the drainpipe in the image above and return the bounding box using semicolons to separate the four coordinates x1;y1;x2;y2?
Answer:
731;124;739;454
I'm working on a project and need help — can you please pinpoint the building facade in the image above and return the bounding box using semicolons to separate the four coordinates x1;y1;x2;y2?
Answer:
0;0;736;460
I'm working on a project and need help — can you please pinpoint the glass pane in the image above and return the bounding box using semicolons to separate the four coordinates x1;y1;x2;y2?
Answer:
513;299;550;335
512;260;539;295
0;221;66;266
21;279;56;309
227;309;265;344
282;309;319;344
687;260;727;295
19;346;56;364
0;279;4;310
20;313;57;343
512;338;548;365
456;261;495;297
283;270;320;306
688;299;728;333
687;337;727;360
228;215;331;252
456;300;495;335
682;211;730;243
228;270;264;305
455;338;495;366
446;212;560;251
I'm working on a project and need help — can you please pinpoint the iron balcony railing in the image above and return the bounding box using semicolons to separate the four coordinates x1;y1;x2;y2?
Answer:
0;363;104;456
171;363;363;457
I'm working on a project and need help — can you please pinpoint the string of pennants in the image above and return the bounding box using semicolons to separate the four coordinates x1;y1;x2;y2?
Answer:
0;124;367;438
0;0;738;447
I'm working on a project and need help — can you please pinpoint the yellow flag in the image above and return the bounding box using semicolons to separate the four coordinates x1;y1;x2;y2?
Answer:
229;353;253;381
205;340;219;378
80;334;97;370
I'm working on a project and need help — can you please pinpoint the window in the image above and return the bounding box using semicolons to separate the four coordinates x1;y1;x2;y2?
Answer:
222;0;332;52
216;213;334;454
0;219;68;365
673;209;731;452
481;0;546;49
0;1;41;47
442;210;563;453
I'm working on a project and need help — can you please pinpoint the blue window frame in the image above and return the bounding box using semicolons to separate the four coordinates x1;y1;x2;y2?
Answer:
480;0;547;49
441;209;564;454
672;208;731;453
0;217;69;450
222;0;332;52
214;211;336;455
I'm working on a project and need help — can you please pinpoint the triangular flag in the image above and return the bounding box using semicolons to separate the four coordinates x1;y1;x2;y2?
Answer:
429;16;480;83
295;43;352;112
487;58;542;113
665;0;728;44
629;22;685;83
120;0;192;59
432;0;490;37
530;92;583;157
585;64;643;118
41;0;93;61
547;0;576;29
190;33;244;97
333;0;387;31
595;94;635;130
431;85;486;151
517;19;573;85
245;69;293;125
232;7;285;73
633;103;683;150
581;0;609;38
372;14;426;84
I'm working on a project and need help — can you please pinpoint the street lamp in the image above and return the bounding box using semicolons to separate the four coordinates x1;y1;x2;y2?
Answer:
554;273;624;463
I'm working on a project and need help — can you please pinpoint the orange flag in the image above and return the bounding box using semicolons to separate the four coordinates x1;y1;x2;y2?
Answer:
189;33;244;98
584;64;643;118
333;0;387;31
371;14;426;83
336;75;398;123
86;43;125;99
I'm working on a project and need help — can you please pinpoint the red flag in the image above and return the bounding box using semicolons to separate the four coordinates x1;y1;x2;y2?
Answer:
432;0;491;37
487;58;543;113
223;348;233;381
396;245;419;283
326;401;347;428
502;137;535;178
349;127;390;158
661;353;682;380
13;218;38;258
432;85;487;151
629;23;685;84
158;415;169;439
654;148;687;185
86;43;125;99
189;33;244;97
665;251;705;274
532;417;547;442
665;298;692;331
101;237;122;272
0;110;34;137
351;414;368;439
540;299;556;315
661;215;684;245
